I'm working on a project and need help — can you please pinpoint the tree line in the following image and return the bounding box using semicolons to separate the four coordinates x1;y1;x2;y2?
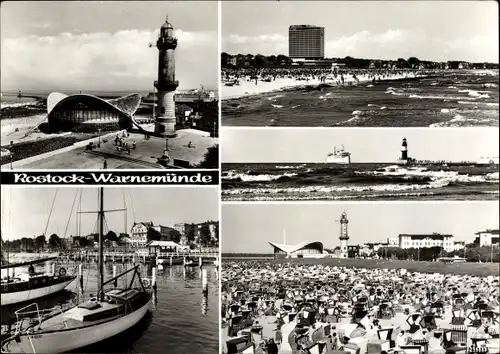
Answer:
221;52;499;70
374;245;499;263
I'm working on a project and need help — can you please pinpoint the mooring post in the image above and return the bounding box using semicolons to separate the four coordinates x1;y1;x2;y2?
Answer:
199;257;203;268
52;263;56;276
152;267;157;295
170;256;172;266
202;269;208;294
113;265;117;287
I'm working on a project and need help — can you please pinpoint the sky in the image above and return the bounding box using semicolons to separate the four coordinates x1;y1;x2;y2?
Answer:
222;1;499;63
222;128;499;163
222;202;499;253
1;1;218;92
1;187;219;241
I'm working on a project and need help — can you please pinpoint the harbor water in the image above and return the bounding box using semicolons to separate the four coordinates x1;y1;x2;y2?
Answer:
1;255;219;354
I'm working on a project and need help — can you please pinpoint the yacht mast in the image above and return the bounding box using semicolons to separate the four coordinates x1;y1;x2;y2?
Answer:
98;172;105;301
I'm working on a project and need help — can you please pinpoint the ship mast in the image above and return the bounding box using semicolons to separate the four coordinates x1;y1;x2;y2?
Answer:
98;182;105;301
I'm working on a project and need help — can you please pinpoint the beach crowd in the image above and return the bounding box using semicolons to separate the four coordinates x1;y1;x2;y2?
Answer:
221;261;499;354
221;68;436;87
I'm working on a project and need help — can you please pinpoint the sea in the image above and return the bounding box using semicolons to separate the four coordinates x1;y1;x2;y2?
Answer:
1;254;219;354
221;71;499;127
222;163;499;201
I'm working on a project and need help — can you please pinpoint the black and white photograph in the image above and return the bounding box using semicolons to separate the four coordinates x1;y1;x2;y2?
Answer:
221;202;500;354
1;186;219;353
221;1;498;127
221;128;499;201
1;1;218;170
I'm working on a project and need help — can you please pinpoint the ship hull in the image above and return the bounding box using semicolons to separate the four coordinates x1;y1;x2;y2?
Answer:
1;277;75;306
325;156;350;164
13;297;150;353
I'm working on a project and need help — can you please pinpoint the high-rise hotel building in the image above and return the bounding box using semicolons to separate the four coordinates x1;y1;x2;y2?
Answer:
288;25;325;59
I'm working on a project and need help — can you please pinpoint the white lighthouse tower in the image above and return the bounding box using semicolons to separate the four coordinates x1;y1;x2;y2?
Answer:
339;211;349;258
154;15;179;137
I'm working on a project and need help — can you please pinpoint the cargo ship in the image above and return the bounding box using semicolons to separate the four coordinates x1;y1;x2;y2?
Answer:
326;145;351;164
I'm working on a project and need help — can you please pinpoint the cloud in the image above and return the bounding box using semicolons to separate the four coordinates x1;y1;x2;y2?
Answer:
222;29;498;62
1;29;218;91
223;33;288;55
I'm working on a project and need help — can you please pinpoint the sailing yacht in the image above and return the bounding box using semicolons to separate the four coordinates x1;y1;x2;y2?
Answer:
1;213;75;306
1;184;153;353
1;258;76;306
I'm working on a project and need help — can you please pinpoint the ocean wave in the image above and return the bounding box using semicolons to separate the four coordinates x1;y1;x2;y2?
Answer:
267;94;284;101
355;165;499;188
222;183;442;196
222;170;297;182
409;94;476;100
274;164;306;169
483;83;499;88
430;114;495;127
331;115;370;126
222;189;440;201
385;87;406;96
271;104;283;108
458;89;490;99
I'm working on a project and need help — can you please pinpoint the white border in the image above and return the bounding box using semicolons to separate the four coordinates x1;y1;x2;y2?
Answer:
217;1;223;354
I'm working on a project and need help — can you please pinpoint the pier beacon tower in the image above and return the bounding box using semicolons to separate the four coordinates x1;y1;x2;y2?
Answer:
401;138;408;160
339;211;349;258
154;15;179;137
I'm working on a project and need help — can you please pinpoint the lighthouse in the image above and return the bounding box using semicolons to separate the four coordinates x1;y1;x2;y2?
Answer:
401;138;408;160
154;15;179;137
339;211;349;258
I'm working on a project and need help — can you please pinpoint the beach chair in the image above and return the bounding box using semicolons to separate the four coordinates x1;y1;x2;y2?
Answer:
226;335;253;354
228;315;244;337
420;314;438;331
407;313;423;334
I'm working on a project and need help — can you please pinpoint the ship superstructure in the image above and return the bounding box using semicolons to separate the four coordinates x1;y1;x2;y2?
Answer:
326;145;351;164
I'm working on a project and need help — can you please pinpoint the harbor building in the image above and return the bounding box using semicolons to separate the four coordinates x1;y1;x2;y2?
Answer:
474;229;500;247
129;222;178;247
398;233;455;253
46;92;141;133
269;241;327;259
339;211;349;258
289;25;325;59
154;15;179;137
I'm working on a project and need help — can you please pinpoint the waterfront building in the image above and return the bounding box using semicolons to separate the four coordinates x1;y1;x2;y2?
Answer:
453;241;466;251
269;241;326;259
288;25;325;59
474;229;500;247
174;221;219;244
46;92;141;133
130;222;153;247
398;233;455;252
388;237;399;246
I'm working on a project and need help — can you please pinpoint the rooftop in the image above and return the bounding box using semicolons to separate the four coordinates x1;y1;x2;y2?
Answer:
399;233;453;240
475;229;499;235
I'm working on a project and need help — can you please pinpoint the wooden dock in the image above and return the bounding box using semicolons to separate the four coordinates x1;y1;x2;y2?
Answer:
60;250;219;264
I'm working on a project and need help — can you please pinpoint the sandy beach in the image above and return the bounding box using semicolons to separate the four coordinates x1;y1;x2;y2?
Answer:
221;73;426;100
0;115;64;146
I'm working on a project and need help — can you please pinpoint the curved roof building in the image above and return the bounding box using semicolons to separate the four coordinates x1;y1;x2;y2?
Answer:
268;241;327;258
46;92;142;133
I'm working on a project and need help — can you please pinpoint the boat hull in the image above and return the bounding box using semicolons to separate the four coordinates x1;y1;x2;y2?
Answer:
1;277;75;306
14;296;150;353
325;156;350;164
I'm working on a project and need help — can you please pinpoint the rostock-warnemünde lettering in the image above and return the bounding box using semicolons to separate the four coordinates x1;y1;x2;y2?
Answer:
12;173;213;184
